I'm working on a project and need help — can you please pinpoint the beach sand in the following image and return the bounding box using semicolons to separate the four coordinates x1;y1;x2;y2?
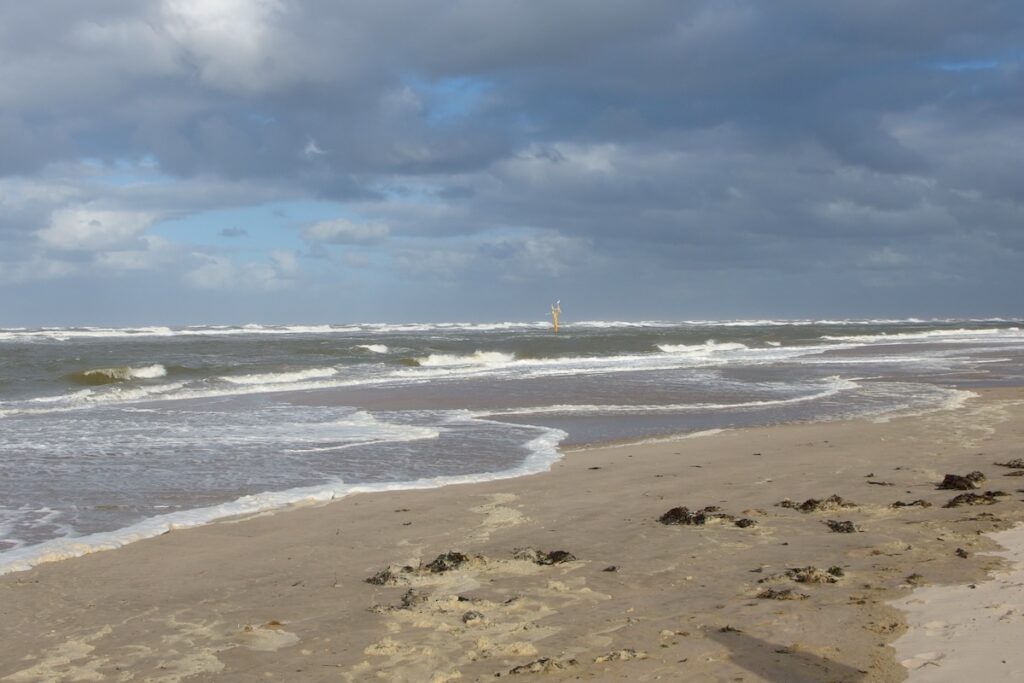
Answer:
2;387;1024;682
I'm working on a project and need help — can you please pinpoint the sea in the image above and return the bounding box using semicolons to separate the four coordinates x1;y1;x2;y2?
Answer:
2;318;1023;573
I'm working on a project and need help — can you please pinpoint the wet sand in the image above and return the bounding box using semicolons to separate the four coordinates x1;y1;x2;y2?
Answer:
2;387;1023;682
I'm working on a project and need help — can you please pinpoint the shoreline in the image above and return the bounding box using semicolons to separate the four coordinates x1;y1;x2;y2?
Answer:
0;425;567;576
3;387;1024;680
0;385;976;576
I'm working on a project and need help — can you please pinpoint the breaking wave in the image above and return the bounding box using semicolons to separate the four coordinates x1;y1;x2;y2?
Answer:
0;319;1018;342
821;327;1023;343
357;344;389;354
70;364;168;385
0;420;566;575
480;377;858;416
657;341;749;354
220;367;339;385
418;351;517;367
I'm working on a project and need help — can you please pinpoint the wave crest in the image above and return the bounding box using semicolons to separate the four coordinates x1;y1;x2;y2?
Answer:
70;364;168;385
220;367;339;385
821;327;1022;343
657;341;749;354
357;344;389;354
418;351;516;367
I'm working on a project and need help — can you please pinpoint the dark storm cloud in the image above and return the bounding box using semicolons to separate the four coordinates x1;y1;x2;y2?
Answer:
0;1;1022;321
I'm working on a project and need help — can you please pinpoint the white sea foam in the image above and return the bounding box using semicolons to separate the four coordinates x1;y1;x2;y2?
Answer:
357;344;389;353
656;341;749;354
0;422;566;575
869;388;977;423
479;377;857;417
221;367;339;385
29;388;96;404
1;344;852;417
0;326;175;341
418;351;517;367
587;428;730;450
1;318;1017;342
2;322;1012;418
283;417;440;453
822;327;1023;343
79;364;167;382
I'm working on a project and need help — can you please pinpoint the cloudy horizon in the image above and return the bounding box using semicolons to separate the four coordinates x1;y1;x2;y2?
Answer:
1;1;1022;326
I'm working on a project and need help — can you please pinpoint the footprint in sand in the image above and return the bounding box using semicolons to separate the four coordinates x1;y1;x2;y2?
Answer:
2;613;301;683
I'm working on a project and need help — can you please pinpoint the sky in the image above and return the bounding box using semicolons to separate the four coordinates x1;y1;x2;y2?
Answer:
1;1;1022;326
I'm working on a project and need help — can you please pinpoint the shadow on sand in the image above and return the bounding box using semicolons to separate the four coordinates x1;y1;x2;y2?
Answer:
706;628;867;683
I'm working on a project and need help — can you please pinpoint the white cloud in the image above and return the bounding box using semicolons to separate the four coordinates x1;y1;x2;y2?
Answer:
183;253;294;291
270;249;298;274
304;218;390;243
303;139;327;158
38;206;156;251
94;236;177;271
160;0;289;92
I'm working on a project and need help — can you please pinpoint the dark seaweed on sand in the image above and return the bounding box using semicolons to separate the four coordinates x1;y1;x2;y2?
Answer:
890;499;932;509
658;505;732;525
513;548;577;565
943;491;1008;507
994;458;1024;469
937;471;986;490
777;494;856;512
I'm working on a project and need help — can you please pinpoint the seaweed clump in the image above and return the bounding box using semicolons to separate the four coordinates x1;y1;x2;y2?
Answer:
757;587;808;601
944;491;1008;508
509;658;578;675
513;548;576;565
890;499;932;509
424;551;471;573
994;458;1024;469
365;550;484;584
777;495;856;513
786;566;844;584
658;505;733;525
938;471;986;490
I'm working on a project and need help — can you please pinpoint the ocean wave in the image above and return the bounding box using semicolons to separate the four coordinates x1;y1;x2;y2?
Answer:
395;344;845;383
0;420;566;575
70;364;168;385
479;377;857;417
0;328;998;417
357;344;389;354
25;382;188;409
656;341;749;354
1;318;1018;341
0;326;175;342
220;367;340;385
418;351;517;367
821;327;1023;343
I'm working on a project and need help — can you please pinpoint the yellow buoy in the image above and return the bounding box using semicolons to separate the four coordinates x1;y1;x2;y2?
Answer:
551;300;561;334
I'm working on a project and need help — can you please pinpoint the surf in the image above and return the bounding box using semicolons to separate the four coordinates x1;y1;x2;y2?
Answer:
69;364;168;385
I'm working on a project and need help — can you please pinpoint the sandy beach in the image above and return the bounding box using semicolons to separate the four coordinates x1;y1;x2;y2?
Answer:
2;387;1023;682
